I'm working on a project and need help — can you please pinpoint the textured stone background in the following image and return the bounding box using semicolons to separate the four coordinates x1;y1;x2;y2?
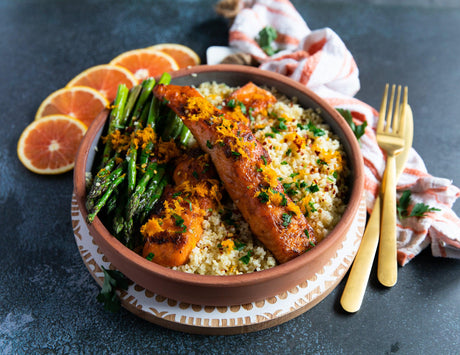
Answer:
1;0;459;353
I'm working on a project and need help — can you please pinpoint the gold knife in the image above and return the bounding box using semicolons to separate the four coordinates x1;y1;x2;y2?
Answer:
340;104;413;313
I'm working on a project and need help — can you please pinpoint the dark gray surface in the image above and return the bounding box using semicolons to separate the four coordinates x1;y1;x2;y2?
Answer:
1;0;459;354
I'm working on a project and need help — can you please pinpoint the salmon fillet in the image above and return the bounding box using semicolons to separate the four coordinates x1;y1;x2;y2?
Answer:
153;83;316;263
141;153;221;267
224;82;277;117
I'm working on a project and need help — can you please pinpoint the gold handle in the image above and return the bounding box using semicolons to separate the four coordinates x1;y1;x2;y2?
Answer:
377;154;398;287
341;195;381;312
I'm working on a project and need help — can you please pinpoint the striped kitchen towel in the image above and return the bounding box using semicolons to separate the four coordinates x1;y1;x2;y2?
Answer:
210;0;460;265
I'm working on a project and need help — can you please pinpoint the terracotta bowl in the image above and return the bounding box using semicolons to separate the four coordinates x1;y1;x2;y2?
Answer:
73;64;364;306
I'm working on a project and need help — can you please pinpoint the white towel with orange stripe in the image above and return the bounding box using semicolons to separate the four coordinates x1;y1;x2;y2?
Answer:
209;0;460;265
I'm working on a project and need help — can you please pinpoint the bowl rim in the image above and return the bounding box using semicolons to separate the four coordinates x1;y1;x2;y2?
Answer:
74;64;364;288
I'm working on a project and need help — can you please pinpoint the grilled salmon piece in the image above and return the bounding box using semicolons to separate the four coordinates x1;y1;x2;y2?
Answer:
224;82;277;117
153;84;316;263
141;153;220;267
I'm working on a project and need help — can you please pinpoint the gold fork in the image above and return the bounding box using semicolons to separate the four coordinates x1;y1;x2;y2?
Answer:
340;103;413;312
377;84;408;287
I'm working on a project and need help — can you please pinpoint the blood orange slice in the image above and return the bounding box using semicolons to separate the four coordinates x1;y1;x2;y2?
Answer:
66;64;138;102
150;43;201;68
109;48;179;81
17;115;87;174
35;86;109;128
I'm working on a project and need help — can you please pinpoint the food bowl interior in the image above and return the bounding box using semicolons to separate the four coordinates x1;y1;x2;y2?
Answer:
76;64;364;303
170;65;364;244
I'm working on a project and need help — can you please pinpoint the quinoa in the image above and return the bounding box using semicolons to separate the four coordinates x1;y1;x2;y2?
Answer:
171;82;349;275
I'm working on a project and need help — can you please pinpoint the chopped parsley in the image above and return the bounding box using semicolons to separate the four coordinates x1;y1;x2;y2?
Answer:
238;101;247;115
172;213;185;227
260;155;268;165
172;214;187;233
222;209;237;226
233;240;246;251
281;213;292;227
278;121;288;131
285;148;292;156
317;159;328;166
397;190;411;219
226;98;236;108
271;126;280;134
257;191;270;203
146;252;155;261
337;108;367;141
306;183;319;193
280;193;288;206
297;122;325;137
248;107;255;122
309;122;325;137
410;203;441;218
232;151;242;157
257;26;278;56
282;182;297;197
185;199;193;211
206;140;213;149
176;225;187;233
397;190;440;219
96;266;129;313
239;250;253;264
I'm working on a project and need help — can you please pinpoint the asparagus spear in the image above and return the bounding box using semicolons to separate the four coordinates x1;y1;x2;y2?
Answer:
86;160;125;211
87;161;124;199
100;85;129;166
136;165;166;213
139;176;168;224
121;166;164;248
138;98;160;169
121;85;142;127
161;111;183;141
178;124;192;146
112;214;126;237
86;155;117;199
126;148;138;195
122;218;135;249
157;72;172;86
105;186;119;216
146;96;160;128
126;161;159;220
126;80;158;194
87;173;126;223
129;77;156;126
137;73;173;165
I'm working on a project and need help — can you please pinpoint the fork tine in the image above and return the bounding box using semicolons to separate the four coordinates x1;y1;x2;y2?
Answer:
396;86;408;135
377;84;389;132
385;84;396;133
392;85;402;132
